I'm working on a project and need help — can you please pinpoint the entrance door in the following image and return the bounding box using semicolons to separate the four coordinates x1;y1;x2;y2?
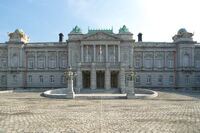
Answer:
96;71;105;89
82;71;90;89
111;71;118;88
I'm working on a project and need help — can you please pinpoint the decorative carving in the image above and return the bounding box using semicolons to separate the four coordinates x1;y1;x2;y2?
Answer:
166;52;174;59
83;32;118;40
134;52;142;58
144;52;153;58
155;52;164;58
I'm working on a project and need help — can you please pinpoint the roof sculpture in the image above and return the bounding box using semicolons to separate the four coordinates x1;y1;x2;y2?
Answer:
119;25;130;33
8;29;30;43
70;26;82;33
172;28;194;43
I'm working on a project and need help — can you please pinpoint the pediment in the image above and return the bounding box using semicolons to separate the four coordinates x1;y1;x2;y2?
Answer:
83;32;120;40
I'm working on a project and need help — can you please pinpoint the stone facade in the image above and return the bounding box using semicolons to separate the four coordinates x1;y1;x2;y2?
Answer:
0;27;200;91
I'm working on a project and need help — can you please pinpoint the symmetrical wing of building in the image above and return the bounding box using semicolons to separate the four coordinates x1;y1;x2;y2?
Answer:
0;26;200;91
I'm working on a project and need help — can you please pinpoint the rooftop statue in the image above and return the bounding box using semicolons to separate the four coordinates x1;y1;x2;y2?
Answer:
172;28;194;43
70;26;82;33
119;25;130;33
8;29;30;43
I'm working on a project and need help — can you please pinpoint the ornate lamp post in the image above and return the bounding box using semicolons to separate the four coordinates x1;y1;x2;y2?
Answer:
127;70;137;99
64;66;77;99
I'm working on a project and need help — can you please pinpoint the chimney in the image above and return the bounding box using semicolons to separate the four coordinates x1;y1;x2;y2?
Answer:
138;33;142;42
59;33;64;42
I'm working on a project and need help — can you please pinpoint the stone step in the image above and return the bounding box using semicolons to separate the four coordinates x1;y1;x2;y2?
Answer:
79;89;121;94
75;94;127;99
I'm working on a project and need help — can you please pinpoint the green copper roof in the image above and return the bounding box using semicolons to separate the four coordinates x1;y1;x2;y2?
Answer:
119;25;130;33
178;28;187;34
88;28;113;34
15;29;24;34
70;26;82;33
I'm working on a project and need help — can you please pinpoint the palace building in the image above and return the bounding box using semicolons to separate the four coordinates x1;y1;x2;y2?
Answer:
0;26;200;92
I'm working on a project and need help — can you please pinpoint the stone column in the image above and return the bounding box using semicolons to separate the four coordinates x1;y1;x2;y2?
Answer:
118;45;120;62
106;45;108;62
34;51;37;69
153;51;155;70
142;52;144;69
20;47;23;67
45;51;48;69
164;51;166;70
94;45;96;62
56;51;59;69
81;45;84;62
105;63;110;90
77;63;82;92
91;63;96;90
120;63;126;93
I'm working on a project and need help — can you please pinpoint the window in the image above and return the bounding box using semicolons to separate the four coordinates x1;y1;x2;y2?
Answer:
158;75;163;84
183;54;189;67
49;59;56;68
195;60;200;68
61;59;66;68
185;75;190;85
1;75;6;84
39;75;43;83
13;75;17;83
61;75;66;84
38;58;45;68
28;58;34;68
145;59;152;68
135;75;140;83
50;75;54;83
168;59;174;68
28;75;32;83
1;58;7;68
147;75;151;84
169;76;174;84
12;55;18;67
156;59;162;68
135;59;140;68
196;76;200;84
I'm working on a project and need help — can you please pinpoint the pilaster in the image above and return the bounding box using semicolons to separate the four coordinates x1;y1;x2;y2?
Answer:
91;63;96;90
77;63;82;90
105;63;110;90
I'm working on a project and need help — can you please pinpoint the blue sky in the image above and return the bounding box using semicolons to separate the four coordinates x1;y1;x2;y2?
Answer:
0;0;200;42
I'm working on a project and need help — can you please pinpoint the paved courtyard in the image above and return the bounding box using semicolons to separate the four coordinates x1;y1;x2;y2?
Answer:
0;90;200;133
